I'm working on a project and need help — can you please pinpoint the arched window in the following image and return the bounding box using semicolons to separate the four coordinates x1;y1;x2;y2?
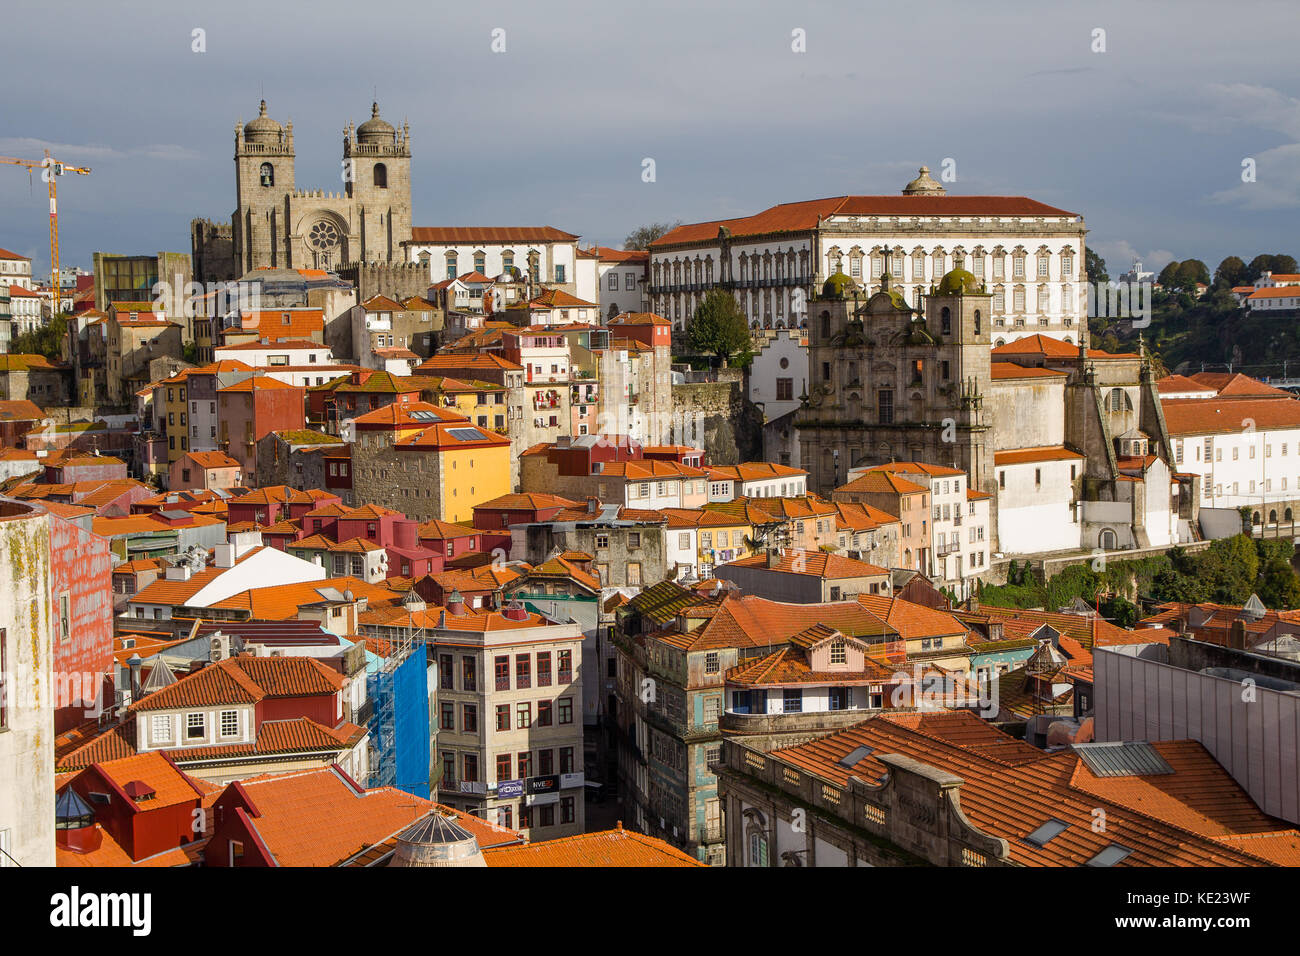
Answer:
1099;529;1117;550
1108;388;1133;412
374;163;388;188
940;307;952;335
973;309;981;335
259;163;274;187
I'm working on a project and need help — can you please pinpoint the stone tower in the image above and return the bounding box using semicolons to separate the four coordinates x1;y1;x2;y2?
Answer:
233;100;296;275
344;103;412;265
795;263;994;497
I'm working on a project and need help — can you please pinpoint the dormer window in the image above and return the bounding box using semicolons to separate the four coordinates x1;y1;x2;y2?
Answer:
830;639;846;665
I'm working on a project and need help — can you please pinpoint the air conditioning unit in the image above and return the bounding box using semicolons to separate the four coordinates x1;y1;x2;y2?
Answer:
209;634;230;662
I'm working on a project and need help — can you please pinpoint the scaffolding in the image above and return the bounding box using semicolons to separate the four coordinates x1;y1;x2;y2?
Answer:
367;597;431;798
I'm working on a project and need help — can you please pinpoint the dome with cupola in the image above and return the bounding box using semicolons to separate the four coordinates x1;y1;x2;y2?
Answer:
902;165;947;196
821;272;860;299
244;100;283;145
356;102;396;145
935;268;981;295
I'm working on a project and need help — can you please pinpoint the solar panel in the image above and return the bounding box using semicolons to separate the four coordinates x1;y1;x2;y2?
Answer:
411;410;437;422
1024;819;1069;846
446;427;488;442
838;745;874;768
1085;843;1133;867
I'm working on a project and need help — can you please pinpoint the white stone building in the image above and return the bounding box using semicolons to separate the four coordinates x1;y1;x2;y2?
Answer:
647;166;1089;349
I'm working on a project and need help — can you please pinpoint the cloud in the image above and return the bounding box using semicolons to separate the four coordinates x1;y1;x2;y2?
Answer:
1208;143;1300;209
1091;239;1176;273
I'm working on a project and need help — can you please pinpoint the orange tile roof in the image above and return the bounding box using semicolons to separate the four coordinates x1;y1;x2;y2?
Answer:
180;450;241;470
991;334;1137;359
218;376;302;393
723;548;889;579
474;492;578;511
1156;373;1216;394
705;462;807;482
1161;397;1300;437
856;593;969;640
990;362;1068;380
658;593;893;652
129;654;343;711
211;576;402;620
394;422;512;450
415;353;525;373
993;445;1085;466
410;226;579;243
1187;372;1293;398
483;825;703;867
767;712;1299;866
835;471;928;496
652;195;1078;247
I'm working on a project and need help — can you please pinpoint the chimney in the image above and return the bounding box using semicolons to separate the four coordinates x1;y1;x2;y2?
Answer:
1229;619;1247;651
767;547;782;569
502;599;528;621
392;518;419;551
127;653;143;703
446;589;466;615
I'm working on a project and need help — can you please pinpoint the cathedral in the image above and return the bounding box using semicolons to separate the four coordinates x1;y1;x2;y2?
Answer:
192;100;413;283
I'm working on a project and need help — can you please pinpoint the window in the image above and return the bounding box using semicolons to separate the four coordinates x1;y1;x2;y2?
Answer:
151;714;171;743
462;753;479;783
440;702;455;731
259;162;274;186
539;805;556;828
558;650;572;683
496;754;512;781
776;377;793;401
705;651;719;674
783;688;802;713
495;704;510;731
560;796;575;824
186;713;205;740
462;657;476;691
537;651;552;687
537;700;553;726
220;710;238;737
558;698;573;724
560;746;575;774
462;704;478;733
58;592;70;644
704;696;721;722
878;389;894;424
538;749;554;775
830;639;846;664
515;654;531;689
516;702;531;729
495;655;510;691
439;653;454;690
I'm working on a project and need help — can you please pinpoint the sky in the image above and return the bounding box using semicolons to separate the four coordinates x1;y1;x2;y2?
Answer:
2;0;1298;282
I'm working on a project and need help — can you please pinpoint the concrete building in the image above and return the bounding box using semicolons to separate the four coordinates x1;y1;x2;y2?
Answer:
217;376;306;485
714;548;892;602
593;247;649;317
428;602;586;840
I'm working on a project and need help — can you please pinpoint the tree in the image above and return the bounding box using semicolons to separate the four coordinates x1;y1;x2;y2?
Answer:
10;314;67;361
624;221;682;251
1085;248;1108;284
1214;256;1247;289
1175;259;1210;292
1157;260;1181;289
687;289;751;367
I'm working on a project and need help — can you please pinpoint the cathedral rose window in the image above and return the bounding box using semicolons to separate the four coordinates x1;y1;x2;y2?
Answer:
309;220;340;250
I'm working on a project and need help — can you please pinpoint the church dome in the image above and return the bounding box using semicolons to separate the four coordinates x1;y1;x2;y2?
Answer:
244;100;284;145
902;165;947;196
821;272;859;299
936;268;981;295
356;102;396;145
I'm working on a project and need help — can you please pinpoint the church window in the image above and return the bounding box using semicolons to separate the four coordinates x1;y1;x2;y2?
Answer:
1013;255;1025;279
973;309;981;335
474;252;486;274
374;163;388;188
260;163;274;187
555;264;566;283
871;255;883;278
972;257;984;278
445;252;458;280
878;390;894;424
940;307;951;335
1013;288;1025;312
1062;254;1074;276
502;251;514;273
850;255;862;278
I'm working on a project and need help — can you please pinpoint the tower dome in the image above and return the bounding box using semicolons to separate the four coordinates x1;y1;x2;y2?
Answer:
902;165;947;196
821;272;860;299
935;268;981;295
389;810;486;867
356;102;396;145
243;100;284;145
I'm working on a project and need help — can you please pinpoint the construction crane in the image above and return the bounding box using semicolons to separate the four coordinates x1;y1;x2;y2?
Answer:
0;150;91;316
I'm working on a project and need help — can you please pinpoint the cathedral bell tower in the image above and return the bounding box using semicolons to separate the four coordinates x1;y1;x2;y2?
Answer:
233;100;295;273
344;102;412;263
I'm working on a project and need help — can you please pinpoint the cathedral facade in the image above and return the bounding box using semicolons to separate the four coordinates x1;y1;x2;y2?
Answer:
193;100;413;283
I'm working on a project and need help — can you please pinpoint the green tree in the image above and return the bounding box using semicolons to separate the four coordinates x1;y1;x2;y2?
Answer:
1175;259;1210;292
624;221;682;251
10;314;67;361
1157;261;1181;288
687;290;751;367
1085;248;1109;284
1214;256;1247;289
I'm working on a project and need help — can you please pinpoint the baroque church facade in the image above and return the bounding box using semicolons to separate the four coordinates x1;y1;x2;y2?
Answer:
192;100;413;283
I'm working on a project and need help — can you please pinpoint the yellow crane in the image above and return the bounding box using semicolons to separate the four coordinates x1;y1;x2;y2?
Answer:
0;150;91;316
